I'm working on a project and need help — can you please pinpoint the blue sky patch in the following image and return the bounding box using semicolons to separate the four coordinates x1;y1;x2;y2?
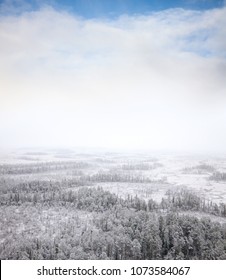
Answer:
0;0;225;17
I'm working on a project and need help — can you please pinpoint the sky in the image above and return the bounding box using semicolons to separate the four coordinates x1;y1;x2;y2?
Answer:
0;0;226;153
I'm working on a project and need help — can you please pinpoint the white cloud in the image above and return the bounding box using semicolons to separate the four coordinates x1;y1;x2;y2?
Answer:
0;6;226;153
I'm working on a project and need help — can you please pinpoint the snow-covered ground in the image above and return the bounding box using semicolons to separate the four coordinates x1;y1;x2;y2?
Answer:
1;150;226;203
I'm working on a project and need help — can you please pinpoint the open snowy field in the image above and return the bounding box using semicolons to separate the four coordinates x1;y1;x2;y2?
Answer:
1;149;226;204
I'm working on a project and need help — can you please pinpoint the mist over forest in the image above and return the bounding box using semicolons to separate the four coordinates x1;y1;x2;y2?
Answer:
1;0;226;260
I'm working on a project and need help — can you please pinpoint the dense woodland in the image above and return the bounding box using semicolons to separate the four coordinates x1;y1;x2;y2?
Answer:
1;176;226;260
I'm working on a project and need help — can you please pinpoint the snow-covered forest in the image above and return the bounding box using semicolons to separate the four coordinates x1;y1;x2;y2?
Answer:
1;149;226;259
